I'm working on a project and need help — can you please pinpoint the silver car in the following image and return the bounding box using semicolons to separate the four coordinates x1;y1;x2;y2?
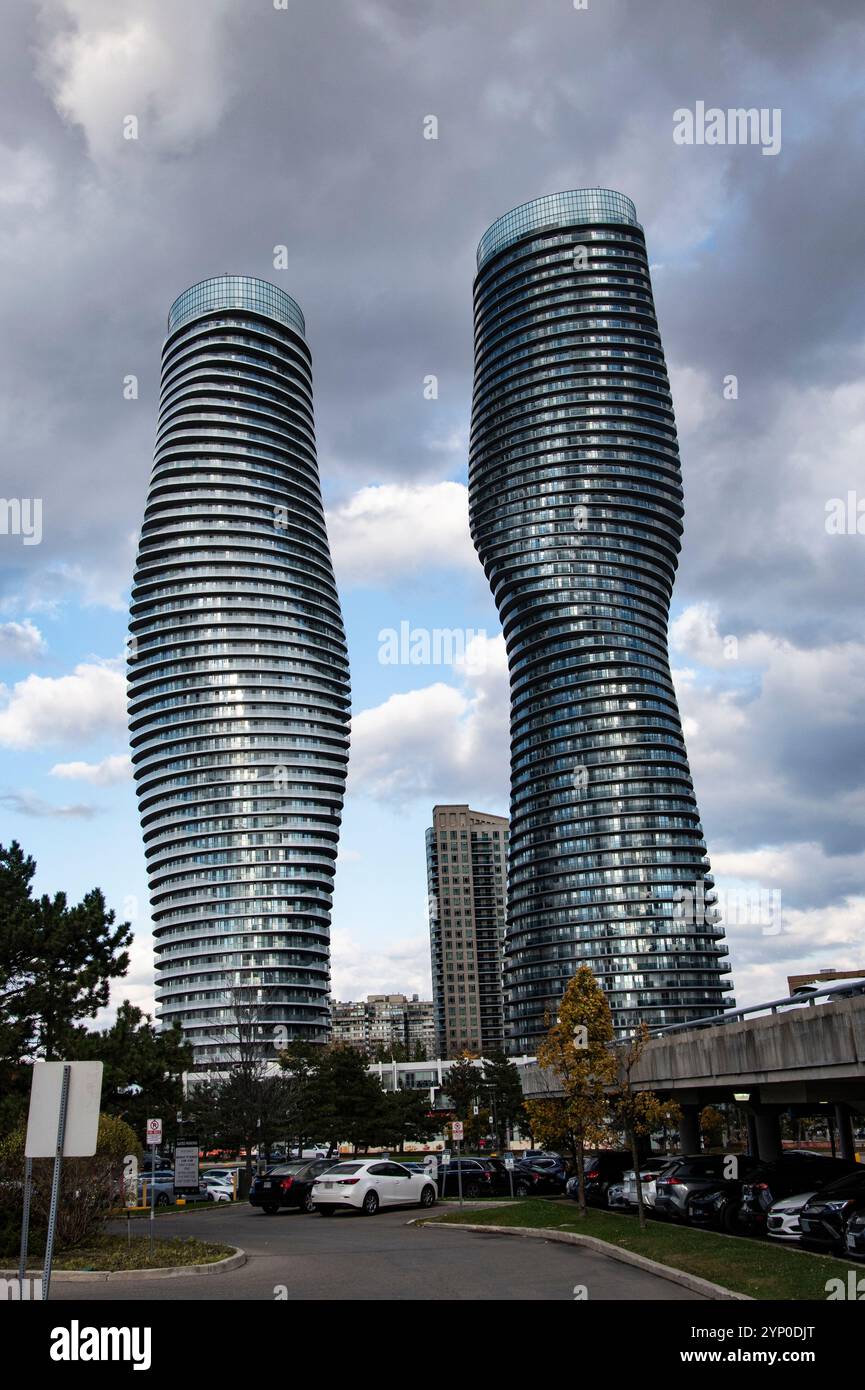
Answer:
621;1157;677;1210
766;1190;816;1241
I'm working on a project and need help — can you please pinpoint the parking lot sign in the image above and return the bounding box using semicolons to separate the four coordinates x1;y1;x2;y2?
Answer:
146;1117;162;1147
174;1136;200;1195
452;1121;464;1140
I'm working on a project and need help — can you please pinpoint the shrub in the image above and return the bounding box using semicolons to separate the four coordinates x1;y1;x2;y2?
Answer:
0;1113;141;1254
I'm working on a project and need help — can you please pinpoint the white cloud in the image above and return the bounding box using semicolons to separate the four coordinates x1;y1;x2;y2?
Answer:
327;481;475;587
0;620;47;662
50;752;132;785
0;658;126;749
348;633;509;805
331;928;432;1001
37;0;237;164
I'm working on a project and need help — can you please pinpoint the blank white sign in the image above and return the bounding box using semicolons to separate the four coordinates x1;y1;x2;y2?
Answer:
25;1061;104;1157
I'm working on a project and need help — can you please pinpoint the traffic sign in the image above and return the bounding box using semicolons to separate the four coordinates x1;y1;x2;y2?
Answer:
146;1117;162;1147
173;1136;200;1195
441;1151;451;1166
25;1061;103;1158
452;1121;464;1140
504;1153;515;1170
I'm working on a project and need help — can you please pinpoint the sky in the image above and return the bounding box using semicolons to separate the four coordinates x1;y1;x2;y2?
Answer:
1;0;864;1029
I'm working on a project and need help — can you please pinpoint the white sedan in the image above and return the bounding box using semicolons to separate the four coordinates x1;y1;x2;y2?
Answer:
766;1191;817;1241
312;1160;438;1216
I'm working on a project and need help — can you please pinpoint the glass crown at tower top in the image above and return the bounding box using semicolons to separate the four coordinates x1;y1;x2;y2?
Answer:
476;188;641;270
166;274;307;338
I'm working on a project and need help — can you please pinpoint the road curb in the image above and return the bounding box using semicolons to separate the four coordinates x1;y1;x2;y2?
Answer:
2;1246;247;1283
418;1222;752;1300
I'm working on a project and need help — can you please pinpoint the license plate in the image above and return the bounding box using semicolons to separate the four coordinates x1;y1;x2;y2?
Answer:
263;1181;272;1189
322;1181;333;1188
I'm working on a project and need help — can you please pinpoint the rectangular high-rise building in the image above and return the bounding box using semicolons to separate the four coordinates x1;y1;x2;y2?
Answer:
426;804;508;1056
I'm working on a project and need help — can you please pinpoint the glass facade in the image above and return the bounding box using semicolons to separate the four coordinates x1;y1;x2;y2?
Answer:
129;274;350;1068
469;192;733;1051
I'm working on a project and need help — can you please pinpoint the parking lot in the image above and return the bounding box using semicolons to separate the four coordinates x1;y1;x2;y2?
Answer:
48;1202;707;1302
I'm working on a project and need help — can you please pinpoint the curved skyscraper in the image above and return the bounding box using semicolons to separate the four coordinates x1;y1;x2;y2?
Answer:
129;275;350;1068
469;191;732;1051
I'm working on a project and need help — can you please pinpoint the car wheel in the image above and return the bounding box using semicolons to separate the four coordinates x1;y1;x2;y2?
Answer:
465;1182;481;1199
722;1202;741;1235
261;1204;279;1216
362;1190;379;1216
302;1191;315;1214
156;1193;170;1207
515;1181;530;1197
317;1206;335;1217
420;1184;436;1209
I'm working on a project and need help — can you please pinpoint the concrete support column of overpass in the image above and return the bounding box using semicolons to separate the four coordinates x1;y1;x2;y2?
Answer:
835;1103;855;1161
751;1108;783;1161
677;1104;701;1154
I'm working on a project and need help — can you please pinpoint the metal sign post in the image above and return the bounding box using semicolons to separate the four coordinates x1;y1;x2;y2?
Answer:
22;1060;102;1302
451;1122;464;1208
18;1158;33;1289
146;1118;162;1257
505;1151;515;1199
41;1063;71;1301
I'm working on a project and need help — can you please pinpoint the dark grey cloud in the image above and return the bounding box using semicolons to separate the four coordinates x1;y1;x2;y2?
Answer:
1;0;864;953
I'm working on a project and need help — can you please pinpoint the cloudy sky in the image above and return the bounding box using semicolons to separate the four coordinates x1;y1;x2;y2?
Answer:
1;0;864;1026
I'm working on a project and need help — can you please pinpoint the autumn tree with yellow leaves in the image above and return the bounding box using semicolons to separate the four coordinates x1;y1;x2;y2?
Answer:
524;965;617;1216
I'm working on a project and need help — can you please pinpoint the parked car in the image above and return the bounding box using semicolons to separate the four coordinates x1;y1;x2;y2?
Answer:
202;1174;236;1204
201;1167;240;1187
739;1153;858;1235
312;1160;437;1216
438;1158;504;1197
621;1158;677;1211
136;1172;210;1207
250;1158;340;1215
799;1168;865;1253
607;1182;628;1210
844;1208;865;1260
653;1154;758;1224
566;1151;631;1208
515;1160;568;1197
766;1191;817;1242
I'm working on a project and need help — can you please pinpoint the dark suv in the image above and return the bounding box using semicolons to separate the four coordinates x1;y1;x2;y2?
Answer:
250;1158;339;1214
738;1152;858;1235
654;1154;759;1224
566;1151;631;1208
798;1168;865;1253
438;1158;503;1198
513;1158;568;1197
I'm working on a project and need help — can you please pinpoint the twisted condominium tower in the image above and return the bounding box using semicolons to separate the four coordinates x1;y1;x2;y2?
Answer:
469;191;732;1051
129;276;350;1067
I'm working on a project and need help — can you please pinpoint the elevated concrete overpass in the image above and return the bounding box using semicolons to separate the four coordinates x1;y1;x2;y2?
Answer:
521;980;865;1161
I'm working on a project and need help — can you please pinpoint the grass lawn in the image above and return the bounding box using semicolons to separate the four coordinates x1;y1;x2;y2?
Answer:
21;1234;235;1272
428;1198;849;1300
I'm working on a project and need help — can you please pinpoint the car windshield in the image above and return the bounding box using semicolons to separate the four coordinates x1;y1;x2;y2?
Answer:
814;1171;865;1198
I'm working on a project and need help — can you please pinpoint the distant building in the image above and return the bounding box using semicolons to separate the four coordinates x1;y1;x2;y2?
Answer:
330;994;435;1058
426;804;509;1056
787;968;865;994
